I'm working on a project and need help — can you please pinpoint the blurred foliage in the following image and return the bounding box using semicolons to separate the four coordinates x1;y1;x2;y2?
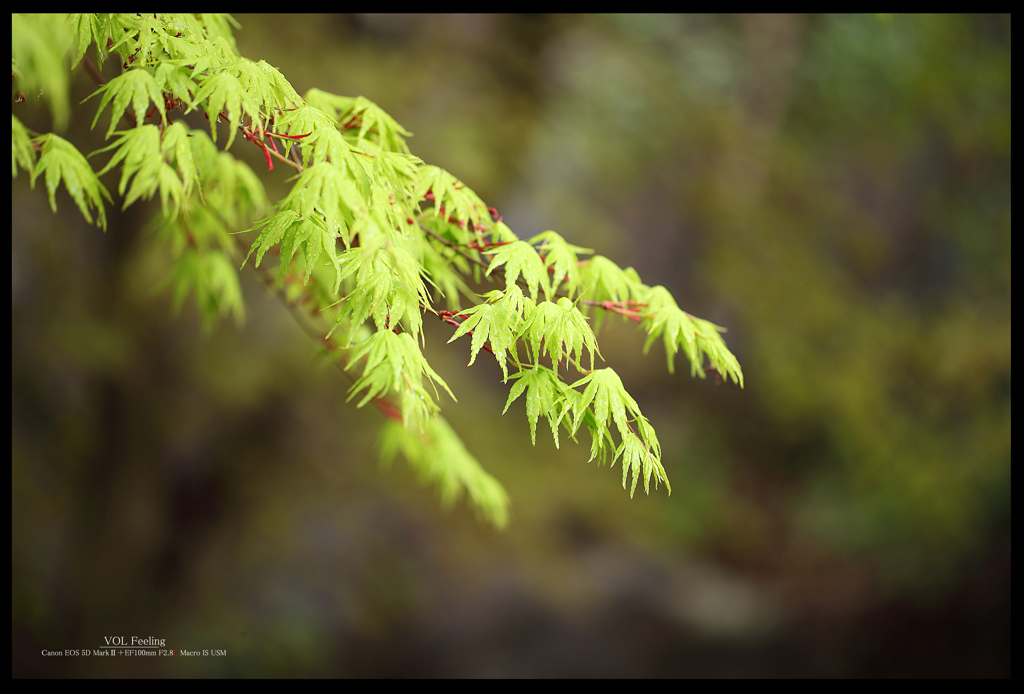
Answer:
12;14;1009;677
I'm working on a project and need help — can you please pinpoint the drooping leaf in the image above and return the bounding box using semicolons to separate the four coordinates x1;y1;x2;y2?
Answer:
519;297;599;372
242;209;300;270
569;367;641;443
195;13;240;56
107;13;173;69
530;230;593;298
306;89;413;154
273;105;340;167
639;285;744;386
567;367;669;495
87;68;167;138
188;68;261;148
232;59;302;117
152;61;199;109
414;165;492;239
503;366;573;448
280;162;365;241
447;288;528;382
485;240;550;301
161;247;245;331
327;230;429;343
379;418;510;528
68;12;105;70
153;16;211;62
31;133;111;230
613;423;670;498
194;130;269;227
346;329;455;432
92;122;197;219
12;115;36;178
159;121;197;198
410;223;474;309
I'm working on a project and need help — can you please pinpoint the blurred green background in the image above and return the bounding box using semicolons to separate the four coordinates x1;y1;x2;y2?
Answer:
12;14;1009;677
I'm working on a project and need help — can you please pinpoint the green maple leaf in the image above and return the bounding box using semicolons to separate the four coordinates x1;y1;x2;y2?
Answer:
639;285;744;386
530;230;592;298
87;68;167;138
31;133;111;230
503;366;573;448
485;240;550;301
447;288;528;382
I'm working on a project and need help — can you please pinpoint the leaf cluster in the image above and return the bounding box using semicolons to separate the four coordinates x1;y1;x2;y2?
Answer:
12;13;744;526
346;330;455;433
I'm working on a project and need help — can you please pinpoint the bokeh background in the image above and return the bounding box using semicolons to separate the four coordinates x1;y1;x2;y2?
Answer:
12;14;1010;677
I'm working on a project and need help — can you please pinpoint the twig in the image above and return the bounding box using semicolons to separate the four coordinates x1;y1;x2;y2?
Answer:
419;222;490;271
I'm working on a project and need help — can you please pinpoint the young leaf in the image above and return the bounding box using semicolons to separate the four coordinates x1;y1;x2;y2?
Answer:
188;69;261;149
232;59;302;117
195;13;241;56
195;132;269;228
280;162;365;241
273;106;339;167
306;90;413;154
411;231;474;309
613;425;670;498
153;18;210;62
31;133;111;230
328;233;429;342
347;330;455;432
163;248;245;331
639;285;744;386
92;123;197;219
88;68;167;138
153;61;198;109
414;165;492;238
569;367;641;443
106;13;173;68
503;366;573;448
242;210;301;271
276;214;334;287
446;289;527;382
519;297;599;372
485;240;550;301
567;368;669;495
68;12;105;70
530;230;593;298
578;254;637;303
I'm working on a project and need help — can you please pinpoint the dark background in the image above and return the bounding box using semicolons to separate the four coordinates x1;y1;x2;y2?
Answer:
12;14;1010;677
